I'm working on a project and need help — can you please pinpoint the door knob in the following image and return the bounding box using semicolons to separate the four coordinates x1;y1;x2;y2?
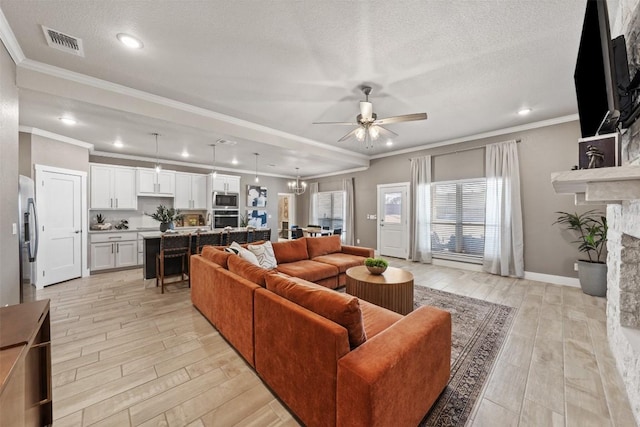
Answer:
74;230;81;233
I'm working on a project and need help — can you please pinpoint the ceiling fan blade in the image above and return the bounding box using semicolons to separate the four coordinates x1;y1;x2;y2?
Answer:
374;112;428;125
337;127;361;142
313;121;359;126
360;101;373;121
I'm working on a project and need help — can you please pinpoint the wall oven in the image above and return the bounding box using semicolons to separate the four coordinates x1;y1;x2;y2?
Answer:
213;210;239;229
213;192;239;209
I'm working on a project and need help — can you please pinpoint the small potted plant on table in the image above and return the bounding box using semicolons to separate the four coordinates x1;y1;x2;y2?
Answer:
554;210;607;297
365;257;389;275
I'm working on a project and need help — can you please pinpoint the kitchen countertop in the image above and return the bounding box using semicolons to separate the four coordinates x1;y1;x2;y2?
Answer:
88;226;209;234
139;227;270;239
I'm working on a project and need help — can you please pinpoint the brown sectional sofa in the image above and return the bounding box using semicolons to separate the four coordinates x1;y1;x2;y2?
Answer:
190;236;452;427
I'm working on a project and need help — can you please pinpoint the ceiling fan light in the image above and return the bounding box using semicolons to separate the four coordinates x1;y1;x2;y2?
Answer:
355;127;366;141
369;126;380;140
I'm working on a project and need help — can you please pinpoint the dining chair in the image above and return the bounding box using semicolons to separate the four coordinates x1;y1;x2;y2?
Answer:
332;228;342;237
156;233;192;294
292;228;304;239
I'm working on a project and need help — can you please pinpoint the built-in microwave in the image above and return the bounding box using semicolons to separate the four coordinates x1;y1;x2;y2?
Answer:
213;192;239;209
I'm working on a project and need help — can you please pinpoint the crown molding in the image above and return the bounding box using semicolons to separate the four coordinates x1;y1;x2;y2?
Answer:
304;166;370;180
90;150;295;179
369;114;580;160
20;126;94;149
0;7;25;64
18;59;369;161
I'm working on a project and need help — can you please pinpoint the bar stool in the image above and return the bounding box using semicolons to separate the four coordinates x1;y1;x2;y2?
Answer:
196;232;221;254
156;233;192;294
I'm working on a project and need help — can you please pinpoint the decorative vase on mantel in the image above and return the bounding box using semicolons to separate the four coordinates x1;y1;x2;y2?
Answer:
160;222;169;232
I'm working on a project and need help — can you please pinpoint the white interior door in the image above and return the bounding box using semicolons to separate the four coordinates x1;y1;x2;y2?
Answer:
377;183;409;258
39;171;82;286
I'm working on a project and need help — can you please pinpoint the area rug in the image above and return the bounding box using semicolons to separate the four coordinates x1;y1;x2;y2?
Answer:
415;286;516;427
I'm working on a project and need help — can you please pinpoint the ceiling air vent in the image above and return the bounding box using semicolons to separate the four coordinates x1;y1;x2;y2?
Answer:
41;25;85;57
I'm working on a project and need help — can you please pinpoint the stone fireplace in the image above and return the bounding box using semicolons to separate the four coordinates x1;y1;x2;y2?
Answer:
607;200;640;421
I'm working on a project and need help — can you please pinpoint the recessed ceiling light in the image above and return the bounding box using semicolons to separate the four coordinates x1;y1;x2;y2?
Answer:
386;140;393;146
181;150;189;158
59;117;76;125
113;140;123;148
231;159;238;165
117;33;143;49
518;108;532;116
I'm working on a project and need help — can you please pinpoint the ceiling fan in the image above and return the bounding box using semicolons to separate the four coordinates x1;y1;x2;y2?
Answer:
313;86;428;149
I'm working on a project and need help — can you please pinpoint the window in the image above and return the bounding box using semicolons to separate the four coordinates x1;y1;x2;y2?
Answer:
431;179;486;263
314;191;345;232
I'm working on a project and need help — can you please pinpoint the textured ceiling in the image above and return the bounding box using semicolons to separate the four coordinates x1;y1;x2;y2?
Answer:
0;0;589;177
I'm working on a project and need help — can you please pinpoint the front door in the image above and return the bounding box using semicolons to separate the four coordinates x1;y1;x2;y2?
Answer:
377;184;409;258
38;170;82;286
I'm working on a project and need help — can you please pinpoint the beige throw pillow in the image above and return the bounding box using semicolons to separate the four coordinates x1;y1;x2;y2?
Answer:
248;241;278;270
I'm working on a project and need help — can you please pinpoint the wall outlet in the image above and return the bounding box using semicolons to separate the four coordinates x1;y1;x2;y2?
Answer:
12;223;17;235
574;262;579;271
357;238;360;244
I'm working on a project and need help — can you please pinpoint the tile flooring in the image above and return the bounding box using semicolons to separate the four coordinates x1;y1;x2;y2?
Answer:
27;259;636;426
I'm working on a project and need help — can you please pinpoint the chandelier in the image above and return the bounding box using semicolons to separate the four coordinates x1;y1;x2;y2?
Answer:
288;168;307;195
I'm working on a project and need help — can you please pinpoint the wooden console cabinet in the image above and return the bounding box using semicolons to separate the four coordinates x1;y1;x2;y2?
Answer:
0;299;52;427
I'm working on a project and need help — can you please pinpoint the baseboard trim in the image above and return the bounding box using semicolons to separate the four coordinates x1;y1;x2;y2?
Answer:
431;259;581;288
523;271;580;288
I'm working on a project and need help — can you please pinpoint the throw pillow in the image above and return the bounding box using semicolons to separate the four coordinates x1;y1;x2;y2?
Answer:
230;241;261;267
247;241;278;270
265;274;367;349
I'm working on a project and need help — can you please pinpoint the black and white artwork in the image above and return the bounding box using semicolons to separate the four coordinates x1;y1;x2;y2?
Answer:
247;209;268;228
247;185;267;207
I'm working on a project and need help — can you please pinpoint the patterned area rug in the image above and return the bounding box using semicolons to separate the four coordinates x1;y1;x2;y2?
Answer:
416;286;516;427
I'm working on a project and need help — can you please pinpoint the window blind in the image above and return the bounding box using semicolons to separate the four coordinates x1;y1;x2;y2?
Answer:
431;179;486;262
315;191;345;231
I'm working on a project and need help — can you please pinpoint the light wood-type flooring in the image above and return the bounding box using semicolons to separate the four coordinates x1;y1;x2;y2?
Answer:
27;259;636;427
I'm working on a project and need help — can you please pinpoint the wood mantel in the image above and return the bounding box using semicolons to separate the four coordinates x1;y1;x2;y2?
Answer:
551;165;640;205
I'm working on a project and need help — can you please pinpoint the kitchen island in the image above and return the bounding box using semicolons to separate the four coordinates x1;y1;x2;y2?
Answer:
141;228;271;279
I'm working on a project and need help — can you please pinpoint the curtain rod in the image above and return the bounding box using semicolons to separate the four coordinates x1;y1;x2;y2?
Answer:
408;139;522;161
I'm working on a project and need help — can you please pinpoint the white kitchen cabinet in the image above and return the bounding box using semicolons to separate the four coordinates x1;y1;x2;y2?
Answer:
90;164;137;209
211;174;240;194
175;172;208;209
90;232;138;272
137;168;175;197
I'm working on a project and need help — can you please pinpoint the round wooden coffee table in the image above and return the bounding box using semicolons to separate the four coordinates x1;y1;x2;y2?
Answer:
345;266;414;315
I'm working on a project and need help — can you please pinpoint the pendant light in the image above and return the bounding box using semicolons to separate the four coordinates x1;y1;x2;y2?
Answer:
254;153;260;183
152;132;162;173
288;167;306;195
209;143;218;178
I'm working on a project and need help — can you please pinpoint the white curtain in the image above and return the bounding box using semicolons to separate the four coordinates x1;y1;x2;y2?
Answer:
409;156;432;263
308;182;319;226
342;178;354;245
483;140;524;277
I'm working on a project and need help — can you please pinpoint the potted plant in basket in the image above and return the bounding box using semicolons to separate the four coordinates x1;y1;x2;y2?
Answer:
553;210;607;297
147;205;182;232
364;257;389;275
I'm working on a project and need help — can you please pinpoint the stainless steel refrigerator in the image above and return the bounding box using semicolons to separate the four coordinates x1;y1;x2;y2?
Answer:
18;175;39;301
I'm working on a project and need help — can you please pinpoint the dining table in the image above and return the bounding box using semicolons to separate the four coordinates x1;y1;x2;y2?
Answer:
301;227;331;237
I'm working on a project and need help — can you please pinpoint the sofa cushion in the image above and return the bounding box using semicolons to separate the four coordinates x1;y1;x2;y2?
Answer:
266;274;366;349
247;241;278;270
272;238;309;264
306;235;342;259
201;246;232;268
276;260;338;283
227;254;272;287
359;299;403;338
312;253;366;273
